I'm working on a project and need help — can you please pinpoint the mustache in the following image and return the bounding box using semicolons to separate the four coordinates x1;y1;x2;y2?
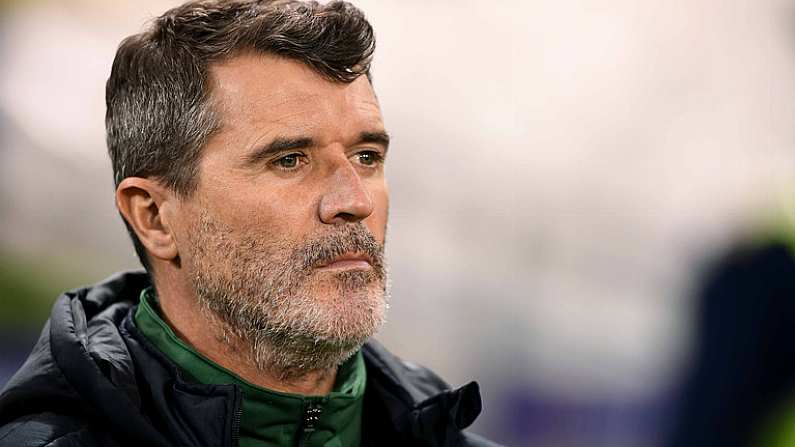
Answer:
299;224;385;275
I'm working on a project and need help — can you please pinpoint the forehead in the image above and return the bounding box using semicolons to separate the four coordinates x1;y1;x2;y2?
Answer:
208;53;383;141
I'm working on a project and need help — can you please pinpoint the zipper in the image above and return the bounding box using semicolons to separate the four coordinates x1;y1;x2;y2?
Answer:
231;388;243;447
297;399;324;447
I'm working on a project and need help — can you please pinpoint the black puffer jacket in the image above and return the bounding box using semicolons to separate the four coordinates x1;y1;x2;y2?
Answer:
0;272;498;447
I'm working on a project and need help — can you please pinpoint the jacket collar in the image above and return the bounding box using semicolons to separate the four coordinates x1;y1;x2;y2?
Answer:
3;270;483;447
360;340;482;446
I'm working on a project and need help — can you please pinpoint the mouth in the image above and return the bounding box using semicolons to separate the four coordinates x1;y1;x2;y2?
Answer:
315;252;373;271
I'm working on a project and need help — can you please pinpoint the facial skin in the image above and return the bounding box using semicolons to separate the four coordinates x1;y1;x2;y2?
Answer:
117;53;390;395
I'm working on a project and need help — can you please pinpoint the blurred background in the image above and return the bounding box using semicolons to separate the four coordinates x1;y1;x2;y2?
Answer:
1;0;794;445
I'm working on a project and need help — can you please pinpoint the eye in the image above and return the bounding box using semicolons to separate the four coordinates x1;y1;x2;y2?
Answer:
355;150;384;167
273;153;305;170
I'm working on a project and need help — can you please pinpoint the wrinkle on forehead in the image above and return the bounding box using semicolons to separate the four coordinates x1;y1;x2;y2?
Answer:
208;52;381;131
201;52;385;167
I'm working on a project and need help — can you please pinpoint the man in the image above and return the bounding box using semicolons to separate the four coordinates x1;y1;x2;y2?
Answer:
667;218;795;447
0;1;497;446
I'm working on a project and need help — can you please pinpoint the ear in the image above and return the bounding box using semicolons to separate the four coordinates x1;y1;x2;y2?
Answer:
116;177;179;262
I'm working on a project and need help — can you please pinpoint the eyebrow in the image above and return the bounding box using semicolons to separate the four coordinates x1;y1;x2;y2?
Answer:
243;130;391;166
357;131;391;151
244;136;314;165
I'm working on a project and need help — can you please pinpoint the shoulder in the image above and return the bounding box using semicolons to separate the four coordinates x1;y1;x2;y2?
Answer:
462;431;505;446
361;339;451;402
0;413;112;447
361;340;505;446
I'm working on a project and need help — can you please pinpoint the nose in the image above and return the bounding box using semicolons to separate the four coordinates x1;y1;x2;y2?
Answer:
318;161;374;225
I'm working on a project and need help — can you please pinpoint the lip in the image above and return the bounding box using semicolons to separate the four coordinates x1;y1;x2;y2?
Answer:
315;253;373;271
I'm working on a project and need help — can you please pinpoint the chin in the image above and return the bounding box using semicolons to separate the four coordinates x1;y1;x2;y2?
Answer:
306;282;388;338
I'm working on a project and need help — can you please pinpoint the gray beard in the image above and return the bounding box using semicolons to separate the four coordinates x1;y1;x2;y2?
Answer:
187;212;388;380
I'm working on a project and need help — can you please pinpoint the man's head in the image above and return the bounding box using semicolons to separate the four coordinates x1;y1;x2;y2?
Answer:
107;0;389;377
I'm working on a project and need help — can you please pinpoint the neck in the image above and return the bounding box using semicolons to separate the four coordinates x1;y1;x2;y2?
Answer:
151;268;338;396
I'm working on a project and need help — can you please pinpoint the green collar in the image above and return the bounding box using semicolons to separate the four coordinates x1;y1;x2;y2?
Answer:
134;287;365;447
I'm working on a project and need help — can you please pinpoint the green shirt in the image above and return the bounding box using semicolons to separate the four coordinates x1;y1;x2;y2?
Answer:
134;288;365;447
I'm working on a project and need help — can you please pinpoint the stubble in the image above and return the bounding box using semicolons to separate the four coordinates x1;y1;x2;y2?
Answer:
187;211;388;380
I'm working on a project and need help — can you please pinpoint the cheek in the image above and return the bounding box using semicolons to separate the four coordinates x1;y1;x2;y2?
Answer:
205;182;317;235
365;184;389;243
168;207;197;257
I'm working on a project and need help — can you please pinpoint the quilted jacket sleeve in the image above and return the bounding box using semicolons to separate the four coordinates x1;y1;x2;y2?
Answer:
0;413;115;447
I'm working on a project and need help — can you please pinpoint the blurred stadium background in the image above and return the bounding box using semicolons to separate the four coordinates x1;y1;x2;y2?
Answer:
1;0;794;445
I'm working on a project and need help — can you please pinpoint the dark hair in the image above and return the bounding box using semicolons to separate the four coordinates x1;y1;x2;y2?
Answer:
106;0;376;272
